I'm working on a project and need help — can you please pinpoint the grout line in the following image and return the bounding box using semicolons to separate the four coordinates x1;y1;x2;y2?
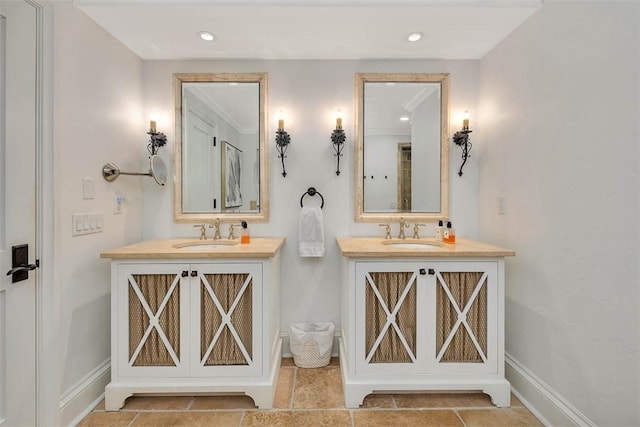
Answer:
126;412;140;427
185;396;195;411
289;366;298;410
454;409;468;427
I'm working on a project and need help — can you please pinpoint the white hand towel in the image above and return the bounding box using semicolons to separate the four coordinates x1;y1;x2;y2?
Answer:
298;206;325;257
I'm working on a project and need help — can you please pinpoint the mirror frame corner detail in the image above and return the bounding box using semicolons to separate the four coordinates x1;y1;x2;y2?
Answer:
173;72;269;223
354;72;450;223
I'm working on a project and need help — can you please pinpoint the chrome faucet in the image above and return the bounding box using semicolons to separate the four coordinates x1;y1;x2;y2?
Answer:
398;217;409;239
193;224;207;240
209;219;222;240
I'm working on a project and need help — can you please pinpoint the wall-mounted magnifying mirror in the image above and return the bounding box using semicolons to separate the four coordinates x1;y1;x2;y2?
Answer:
173;73;269;222
355;73;449;222
102;154;167;186
150;155;167;186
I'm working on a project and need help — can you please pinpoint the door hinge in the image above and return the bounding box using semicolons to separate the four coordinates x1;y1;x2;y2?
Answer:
213;136;217;147
36;259;40;268
213;198;217;209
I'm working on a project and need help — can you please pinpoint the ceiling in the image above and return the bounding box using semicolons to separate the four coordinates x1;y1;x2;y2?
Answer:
74;0;542;60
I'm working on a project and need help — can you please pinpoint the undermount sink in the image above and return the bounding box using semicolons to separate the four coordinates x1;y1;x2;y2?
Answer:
173;241;239;250
381;240;444;249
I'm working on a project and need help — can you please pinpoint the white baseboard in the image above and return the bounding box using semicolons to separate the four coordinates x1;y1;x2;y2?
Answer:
506;352;595;427
280;331;341;358
60;359;111;427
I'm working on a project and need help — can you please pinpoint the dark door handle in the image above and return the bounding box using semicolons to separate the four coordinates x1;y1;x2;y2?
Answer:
190;270;198;277
428;268;435;275
6;263;37;276
419;268;427;275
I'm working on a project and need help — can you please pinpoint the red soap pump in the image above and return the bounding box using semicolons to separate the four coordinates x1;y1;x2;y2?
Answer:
443;221;456;243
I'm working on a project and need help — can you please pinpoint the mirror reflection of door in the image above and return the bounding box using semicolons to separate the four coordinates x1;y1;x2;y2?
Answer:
397;143;411;212
183;91;219;212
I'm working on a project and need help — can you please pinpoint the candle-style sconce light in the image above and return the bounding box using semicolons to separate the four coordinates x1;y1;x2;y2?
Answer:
452;110;472;177
275;113;291;177
331;109;346;176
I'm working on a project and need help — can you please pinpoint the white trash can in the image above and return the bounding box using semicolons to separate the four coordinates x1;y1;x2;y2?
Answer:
289;322;334;368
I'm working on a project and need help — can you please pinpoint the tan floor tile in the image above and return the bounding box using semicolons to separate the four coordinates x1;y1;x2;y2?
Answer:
241;411;294;426
458;408;544;427
511;393;525;407
273;366;295;409
92;400;106;411
76;411;137;427
394;392;494;408
327;357;340;367
131;411;242;426
292;410;351;426
360;393;395;409
293;367;344;409
281;358;296;367
191;394;256;410
353;409;463;427
122;395;193;410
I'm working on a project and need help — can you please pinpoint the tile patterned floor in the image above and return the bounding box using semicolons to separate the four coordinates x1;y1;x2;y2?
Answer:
78;358;543;427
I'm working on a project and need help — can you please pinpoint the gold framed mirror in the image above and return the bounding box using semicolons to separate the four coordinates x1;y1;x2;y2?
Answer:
355;73;449;223
173;72;269;222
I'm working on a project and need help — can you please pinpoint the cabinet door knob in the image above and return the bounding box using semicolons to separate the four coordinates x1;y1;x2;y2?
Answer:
419;268;426;275
428;268;435;275
190;270;198;277
181;270;188;277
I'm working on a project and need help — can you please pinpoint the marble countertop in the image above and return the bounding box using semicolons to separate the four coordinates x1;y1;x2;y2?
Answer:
100;237;285;259
336;237;515;258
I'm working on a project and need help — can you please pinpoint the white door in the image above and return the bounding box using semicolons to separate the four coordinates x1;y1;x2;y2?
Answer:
0;1;38;425
183;93;219;213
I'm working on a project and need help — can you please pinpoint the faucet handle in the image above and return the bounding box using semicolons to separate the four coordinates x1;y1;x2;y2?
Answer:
193;224;207;240
412;223;426;239
379;223;392;240
227;223;237;240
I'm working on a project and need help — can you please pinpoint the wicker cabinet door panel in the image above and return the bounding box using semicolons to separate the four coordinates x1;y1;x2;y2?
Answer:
355;262;428;376
427;261;498;375
191;263;262;377
117;264;190;378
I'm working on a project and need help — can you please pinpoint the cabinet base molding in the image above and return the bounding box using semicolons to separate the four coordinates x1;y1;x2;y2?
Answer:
105;338;282;411
340;340;510;408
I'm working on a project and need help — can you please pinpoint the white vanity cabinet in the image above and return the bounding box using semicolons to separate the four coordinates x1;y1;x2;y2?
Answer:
337;237;514;409
101;238;284;411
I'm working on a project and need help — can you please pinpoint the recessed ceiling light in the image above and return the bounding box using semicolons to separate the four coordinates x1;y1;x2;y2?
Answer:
407;32;423;42
198;31;216;42
400;116;410;121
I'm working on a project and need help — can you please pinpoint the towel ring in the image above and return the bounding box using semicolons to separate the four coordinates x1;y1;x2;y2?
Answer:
300;187;324;209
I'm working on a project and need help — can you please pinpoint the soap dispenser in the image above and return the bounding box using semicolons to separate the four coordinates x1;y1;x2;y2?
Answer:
435;220;444;241
240;221;251;244
443;221;456;243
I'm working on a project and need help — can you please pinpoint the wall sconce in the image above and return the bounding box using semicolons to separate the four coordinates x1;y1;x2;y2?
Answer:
452;110;472;177
274;113;291;177
147;120;167;155
331;109;346;176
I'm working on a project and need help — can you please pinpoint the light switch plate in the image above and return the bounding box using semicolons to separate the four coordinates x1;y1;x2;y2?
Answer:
82;178;95;199
72;212;103;236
